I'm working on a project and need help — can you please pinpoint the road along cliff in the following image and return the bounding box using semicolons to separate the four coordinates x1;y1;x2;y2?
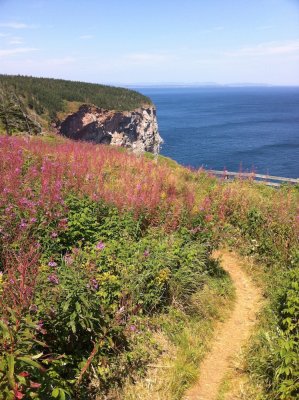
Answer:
57;104;163;154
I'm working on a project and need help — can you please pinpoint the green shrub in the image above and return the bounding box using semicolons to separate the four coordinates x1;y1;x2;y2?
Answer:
0;191;214;398
275;268;299;399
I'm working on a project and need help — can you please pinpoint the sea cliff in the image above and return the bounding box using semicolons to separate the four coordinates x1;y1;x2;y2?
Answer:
57;104;163;154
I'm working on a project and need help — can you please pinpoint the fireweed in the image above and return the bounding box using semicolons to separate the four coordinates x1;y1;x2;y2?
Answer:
0;135;298;399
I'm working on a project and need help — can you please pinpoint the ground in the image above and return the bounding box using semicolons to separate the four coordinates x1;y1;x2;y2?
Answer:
184;250;263;400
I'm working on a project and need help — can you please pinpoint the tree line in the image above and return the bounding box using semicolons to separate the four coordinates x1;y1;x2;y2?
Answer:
0;75;152;135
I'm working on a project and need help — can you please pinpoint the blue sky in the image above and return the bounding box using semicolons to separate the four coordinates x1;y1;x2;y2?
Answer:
0;0;298;85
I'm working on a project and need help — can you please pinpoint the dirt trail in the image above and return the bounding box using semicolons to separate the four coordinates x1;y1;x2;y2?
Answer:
184;250;262;400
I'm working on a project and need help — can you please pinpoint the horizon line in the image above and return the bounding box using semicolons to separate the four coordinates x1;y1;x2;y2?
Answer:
1;74;299;88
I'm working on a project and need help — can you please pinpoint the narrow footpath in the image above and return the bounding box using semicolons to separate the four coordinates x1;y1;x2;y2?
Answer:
184;250;262;400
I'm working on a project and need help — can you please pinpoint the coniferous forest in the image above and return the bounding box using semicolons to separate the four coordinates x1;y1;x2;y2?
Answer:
0;74;151;122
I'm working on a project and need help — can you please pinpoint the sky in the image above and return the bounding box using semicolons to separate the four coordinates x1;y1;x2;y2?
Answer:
0;0;299;85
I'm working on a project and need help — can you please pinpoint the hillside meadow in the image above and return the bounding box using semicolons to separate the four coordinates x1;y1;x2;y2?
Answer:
0;134;298;399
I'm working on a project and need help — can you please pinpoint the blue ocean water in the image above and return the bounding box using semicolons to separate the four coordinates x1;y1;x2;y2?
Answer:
138;87;299;178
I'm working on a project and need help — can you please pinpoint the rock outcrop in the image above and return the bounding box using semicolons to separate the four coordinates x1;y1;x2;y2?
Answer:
58;104;163;154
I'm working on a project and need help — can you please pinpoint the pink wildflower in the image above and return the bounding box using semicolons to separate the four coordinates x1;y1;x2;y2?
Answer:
64;254;74;265
129;324;137;332
30;381;41;389
96;241;105;250
48;273;59;284
143;249;150;257
18;371;30;377
48;261;57;267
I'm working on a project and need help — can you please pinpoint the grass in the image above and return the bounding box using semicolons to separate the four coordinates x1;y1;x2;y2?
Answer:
215;243;298;399
0;132;298;399
120;273;235;400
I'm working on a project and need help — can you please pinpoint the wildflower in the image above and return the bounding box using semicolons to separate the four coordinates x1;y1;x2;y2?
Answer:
190;227;201;234
96;241;105;250
89;278;99;290
30;381;41;388
14;390;24;399
143;249;150;257
30;218;37;223
58;218;68;228
48;273;59;284
36;320;47;335
51;232;58;238
205;214;213;222
19;371;30;377
64;254;74;265
129;324;137;332
48;261;57;267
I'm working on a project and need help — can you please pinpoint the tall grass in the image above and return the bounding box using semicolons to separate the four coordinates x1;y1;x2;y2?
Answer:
0;135;298;399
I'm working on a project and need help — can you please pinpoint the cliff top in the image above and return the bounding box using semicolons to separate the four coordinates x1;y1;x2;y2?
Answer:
0;74;152;121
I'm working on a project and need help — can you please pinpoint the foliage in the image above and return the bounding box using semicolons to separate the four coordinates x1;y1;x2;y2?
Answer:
0;136;216;397
0;75;152;126
275;268;299;399
0;135;298;399
0;83;41;135
212;180;299;400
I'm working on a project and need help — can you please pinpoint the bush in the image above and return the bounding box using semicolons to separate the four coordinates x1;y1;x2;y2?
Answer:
275;268;299;399
0;184;213;398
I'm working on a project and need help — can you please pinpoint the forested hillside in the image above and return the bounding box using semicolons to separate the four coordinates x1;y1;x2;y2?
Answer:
0;75;151;134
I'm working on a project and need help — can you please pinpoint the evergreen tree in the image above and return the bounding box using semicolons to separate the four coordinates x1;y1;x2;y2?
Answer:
0;83;41;135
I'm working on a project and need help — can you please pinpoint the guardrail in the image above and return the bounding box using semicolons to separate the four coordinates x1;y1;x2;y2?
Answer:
208;170;299;187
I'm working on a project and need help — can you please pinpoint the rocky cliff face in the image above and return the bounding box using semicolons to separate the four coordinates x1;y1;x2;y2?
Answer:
58;104;163;154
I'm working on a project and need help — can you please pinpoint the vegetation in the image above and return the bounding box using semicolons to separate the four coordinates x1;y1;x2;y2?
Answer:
0;75;152;132
0;84;42;135
0;134;298;399
214;181;299;400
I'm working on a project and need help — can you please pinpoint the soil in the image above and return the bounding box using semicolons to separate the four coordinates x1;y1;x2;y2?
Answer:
183;249;262;400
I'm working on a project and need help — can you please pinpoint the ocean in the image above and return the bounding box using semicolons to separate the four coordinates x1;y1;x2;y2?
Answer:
137;87;299;178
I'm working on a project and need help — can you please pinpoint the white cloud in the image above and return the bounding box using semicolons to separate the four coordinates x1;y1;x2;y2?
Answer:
0;33;9;37
0;22;34;29
224;40;299;57
79;34;94;40
0;47;38;57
